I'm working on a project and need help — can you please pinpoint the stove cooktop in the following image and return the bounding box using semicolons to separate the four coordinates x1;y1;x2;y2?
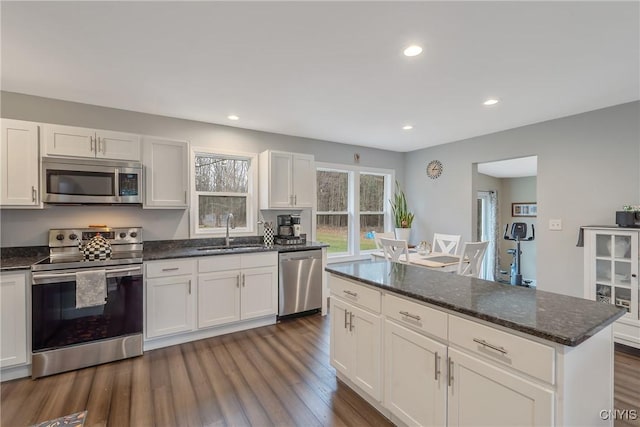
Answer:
31;252;143;272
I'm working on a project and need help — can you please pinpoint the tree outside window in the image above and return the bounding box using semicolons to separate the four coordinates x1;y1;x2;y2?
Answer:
194;152;254;233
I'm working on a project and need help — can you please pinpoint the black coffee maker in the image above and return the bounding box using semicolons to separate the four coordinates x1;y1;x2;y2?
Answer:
277;214;294;237
276;214;304;244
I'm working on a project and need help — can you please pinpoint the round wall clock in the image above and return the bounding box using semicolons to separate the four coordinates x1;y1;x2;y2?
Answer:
426;160;443;179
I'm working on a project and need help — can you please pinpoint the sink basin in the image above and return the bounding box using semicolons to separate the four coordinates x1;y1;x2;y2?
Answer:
196;244;266;253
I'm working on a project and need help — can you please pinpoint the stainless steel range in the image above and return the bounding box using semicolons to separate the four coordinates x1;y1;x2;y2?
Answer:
30;227;144;378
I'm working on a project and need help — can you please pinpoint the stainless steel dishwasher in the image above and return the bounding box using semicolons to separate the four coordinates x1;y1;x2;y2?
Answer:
279;249;323;316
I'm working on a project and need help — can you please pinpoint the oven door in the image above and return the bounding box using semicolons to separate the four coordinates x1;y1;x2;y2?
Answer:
31;265;143;353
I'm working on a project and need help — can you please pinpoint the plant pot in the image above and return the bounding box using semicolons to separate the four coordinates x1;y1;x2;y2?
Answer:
395;228;411;242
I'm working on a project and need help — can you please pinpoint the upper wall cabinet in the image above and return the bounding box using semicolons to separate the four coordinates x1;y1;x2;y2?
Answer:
259;150;315;209
142;137;189;209
44;124;141;161
1;119;41;208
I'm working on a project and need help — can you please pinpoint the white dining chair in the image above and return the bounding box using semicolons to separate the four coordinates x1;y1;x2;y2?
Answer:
379;237;410;264
457;241;489;277
433;233;462;255
373;231;396;250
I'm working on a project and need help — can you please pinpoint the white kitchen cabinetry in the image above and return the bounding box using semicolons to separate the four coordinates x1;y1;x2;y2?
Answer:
145;259;196;339
330;276;382;402
0;272;28;368
447;347;553;427
328;272;615;427
1;119;40;207
259;150;315;209
198;252;278;328
45;124;140;161
447;315;554;426
583;227;640;349
384;294;448;427
142;137;188;208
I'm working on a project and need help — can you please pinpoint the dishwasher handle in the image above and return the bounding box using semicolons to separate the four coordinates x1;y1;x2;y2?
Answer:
279;250;322;262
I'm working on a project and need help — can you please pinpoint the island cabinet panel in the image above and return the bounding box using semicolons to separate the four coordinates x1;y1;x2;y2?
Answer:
384;319;447;427
447;347;554;427
384;293;447;340
329;280;382;402
449;315;555;384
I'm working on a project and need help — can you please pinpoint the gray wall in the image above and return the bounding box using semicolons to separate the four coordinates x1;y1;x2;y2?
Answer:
405;101;640;297
0;91;405;246
499;176;537;283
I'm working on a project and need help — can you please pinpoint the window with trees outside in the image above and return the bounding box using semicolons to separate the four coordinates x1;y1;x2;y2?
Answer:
193;149;256;235
316;164;392;256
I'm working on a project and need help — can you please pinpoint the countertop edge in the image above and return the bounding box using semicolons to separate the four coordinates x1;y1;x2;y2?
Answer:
326;267;626;347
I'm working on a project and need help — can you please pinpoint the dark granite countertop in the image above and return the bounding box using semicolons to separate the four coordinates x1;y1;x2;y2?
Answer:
0;246;49;271
143;237;328;262
326;259;626;347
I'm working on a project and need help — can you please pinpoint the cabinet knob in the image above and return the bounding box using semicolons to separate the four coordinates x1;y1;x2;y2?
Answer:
632;274;637;278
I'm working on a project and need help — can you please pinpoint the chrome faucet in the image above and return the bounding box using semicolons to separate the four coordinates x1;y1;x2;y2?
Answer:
225;213;235;247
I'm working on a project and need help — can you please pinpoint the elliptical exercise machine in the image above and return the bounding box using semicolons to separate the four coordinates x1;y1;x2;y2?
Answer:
500;222;535;287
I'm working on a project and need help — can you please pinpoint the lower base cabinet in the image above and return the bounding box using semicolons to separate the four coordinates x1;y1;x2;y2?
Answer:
384;319;447;427
448;347;553;427
330;296;382;401
329;274;567;427
0;272;28;368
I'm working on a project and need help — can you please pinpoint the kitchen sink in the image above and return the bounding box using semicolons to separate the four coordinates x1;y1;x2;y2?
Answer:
196;244;267;253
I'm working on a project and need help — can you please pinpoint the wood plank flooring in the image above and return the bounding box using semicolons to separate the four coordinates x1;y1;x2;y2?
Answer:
1;314;393;427
1;314;639;426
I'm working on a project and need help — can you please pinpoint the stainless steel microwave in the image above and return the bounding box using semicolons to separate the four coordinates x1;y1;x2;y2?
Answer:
42;157;143;204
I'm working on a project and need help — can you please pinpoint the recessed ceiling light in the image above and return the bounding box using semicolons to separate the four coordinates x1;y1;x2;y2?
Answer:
402;125;413;130
483;99;500;106
403;45;423;57
227;115;239;120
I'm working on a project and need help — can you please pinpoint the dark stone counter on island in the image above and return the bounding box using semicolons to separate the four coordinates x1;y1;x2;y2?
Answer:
326;258;625;347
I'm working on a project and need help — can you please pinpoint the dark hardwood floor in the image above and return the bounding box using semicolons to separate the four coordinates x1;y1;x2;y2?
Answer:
1;314;639;426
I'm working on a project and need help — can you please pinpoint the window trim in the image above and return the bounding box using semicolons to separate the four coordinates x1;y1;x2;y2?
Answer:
190;146;258;238
316;162;394;260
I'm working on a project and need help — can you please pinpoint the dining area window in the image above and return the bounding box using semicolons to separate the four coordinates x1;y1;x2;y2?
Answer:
316;164;392;258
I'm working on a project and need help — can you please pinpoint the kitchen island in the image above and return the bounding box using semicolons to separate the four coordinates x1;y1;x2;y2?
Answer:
326;259;625;427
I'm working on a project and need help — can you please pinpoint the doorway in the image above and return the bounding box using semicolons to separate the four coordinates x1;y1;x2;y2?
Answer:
475;156;538;285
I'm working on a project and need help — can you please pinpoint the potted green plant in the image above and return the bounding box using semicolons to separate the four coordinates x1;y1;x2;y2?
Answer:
390;181;414;241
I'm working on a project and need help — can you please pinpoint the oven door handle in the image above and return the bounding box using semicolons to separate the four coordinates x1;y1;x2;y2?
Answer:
32;266;142;281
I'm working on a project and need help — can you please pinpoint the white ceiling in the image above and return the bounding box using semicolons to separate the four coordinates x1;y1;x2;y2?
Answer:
1;2;638;152
478;156;537;178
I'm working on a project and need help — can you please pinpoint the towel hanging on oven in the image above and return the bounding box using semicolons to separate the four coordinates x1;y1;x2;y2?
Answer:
75;269;107;308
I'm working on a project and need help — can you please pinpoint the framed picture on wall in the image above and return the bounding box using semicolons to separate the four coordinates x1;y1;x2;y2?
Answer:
512;202;537;217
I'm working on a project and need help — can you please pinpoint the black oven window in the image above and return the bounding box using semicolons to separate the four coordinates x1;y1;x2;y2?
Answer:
32;275;143;352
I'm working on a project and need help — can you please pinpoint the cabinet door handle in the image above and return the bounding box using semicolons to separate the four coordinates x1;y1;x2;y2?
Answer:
98;137;104;153
162;267;179;272
473;338;508;355
184;190;187;204
434;351;441;381
399;310;421;321
448;357;454;387
632;274;637;278
344;309;348;329
294;195;297;205
242;273;245;287
343;290;358;297
90;136;95;152
237;274;240;288
188;279;192;294
31;186;37;202
349;312;355;331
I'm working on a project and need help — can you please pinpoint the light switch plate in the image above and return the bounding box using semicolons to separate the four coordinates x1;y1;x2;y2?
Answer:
549;219;562;231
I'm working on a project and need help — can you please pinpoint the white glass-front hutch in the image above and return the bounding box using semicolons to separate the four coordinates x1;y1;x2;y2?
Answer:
583;227;639;349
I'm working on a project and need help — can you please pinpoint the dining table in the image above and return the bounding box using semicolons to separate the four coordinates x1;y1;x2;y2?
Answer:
371;250;463;272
